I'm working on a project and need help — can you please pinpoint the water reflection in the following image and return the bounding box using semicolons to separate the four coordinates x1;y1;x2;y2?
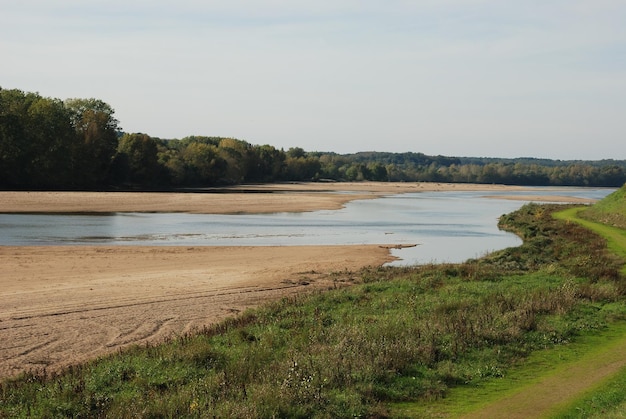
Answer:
0;187;613;266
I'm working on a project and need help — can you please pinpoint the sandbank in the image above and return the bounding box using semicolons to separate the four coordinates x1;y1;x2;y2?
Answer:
0;245;393;379
0;182;539;214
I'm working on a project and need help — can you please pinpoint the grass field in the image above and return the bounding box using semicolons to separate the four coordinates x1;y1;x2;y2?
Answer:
578;185;626;230
1;187;625;418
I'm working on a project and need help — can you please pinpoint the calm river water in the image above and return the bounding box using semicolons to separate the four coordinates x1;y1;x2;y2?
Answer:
0;187;613;266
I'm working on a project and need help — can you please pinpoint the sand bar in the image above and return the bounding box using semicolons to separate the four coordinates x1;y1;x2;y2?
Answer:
0;182;539;214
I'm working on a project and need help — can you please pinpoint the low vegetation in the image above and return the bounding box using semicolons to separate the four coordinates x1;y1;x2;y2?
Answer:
579;184;626;229
1;186;625;417
396;321;626;417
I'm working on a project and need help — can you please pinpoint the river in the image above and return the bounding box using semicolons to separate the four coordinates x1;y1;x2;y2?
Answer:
0;187;613;266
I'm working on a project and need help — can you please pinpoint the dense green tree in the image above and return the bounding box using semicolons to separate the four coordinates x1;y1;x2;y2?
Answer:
284;155;321;180
0;88;75;188
179;136;221;147
245;144;285;182
286;147;306;159
116;133;161;184
158;149;186;185
218;138;252;184
599;166;625;187
25;96;75;187
64;98;120;187
0;88;35;187
366;162;388;181
316;153;348;180
2;87;626;190
181;142;227;185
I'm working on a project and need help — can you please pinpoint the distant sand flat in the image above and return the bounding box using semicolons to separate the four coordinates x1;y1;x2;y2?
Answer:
0;182;535;214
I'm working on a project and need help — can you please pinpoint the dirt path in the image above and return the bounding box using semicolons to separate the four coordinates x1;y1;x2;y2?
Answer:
0;245;393;380
461;331;626;418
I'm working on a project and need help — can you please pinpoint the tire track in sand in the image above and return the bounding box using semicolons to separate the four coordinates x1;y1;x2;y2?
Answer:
0;244;393;380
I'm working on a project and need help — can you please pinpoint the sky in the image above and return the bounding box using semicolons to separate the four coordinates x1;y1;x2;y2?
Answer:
2;1;625;160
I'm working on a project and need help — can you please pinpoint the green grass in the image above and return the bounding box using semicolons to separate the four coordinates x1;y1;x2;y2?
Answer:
1;201;625;418
579;184;626;229
555;206;626;275
392;321;626;418
539;196;626;419
390;200;626;418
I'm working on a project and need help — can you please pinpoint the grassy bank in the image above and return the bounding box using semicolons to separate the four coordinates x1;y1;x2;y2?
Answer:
393;321;626;417
1;199;625;417
535;186;626;418
579;185;626;230
555;207;626;275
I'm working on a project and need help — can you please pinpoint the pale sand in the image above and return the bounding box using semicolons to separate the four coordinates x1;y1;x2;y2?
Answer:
0;182;540;214
0;182;595;379
0;245;393;379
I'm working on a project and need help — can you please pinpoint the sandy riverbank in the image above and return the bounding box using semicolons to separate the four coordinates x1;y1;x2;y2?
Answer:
0;245;393;379
0;182;597;379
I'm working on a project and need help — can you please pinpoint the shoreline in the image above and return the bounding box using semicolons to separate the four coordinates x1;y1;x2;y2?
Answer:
0;182;601;379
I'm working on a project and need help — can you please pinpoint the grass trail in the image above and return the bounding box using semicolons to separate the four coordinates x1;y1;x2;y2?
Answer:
392;322;626;418
460;326;626;418
456;206;626;418
554;207;626;275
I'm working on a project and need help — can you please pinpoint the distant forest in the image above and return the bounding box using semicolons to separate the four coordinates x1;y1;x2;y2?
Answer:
2;87;625;190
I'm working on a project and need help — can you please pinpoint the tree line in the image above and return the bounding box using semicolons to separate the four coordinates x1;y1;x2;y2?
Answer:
1;87;625;190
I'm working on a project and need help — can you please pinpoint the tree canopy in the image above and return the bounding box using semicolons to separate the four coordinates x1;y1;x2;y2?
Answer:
1;87;625;190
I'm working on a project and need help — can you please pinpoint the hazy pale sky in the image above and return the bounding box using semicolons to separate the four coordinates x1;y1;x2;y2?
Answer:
2;1;625;159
